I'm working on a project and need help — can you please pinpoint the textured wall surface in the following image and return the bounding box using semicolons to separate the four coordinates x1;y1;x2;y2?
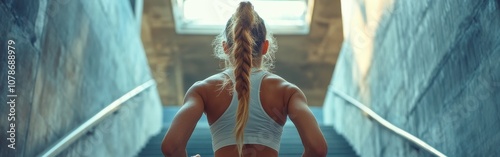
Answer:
324;0;500;156
141;0;344;106
0;0;162;156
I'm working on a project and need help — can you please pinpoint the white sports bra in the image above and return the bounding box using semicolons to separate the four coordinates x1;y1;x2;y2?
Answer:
209;69;283;152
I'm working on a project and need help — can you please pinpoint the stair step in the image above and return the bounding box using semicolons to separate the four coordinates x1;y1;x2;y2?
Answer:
139;107;358;156
137;125;358;157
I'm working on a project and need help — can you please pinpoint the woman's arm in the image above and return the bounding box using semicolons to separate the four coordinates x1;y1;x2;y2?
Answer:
286;85;328;157
161;82;205;157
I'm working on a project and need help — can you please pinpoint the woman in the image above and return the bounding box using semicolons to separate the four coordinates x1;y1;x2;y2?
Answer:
161;2;327;157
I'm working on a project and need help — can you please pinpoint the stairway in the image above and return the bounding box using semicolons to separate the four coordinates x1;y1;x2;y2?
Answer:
137;107;358;157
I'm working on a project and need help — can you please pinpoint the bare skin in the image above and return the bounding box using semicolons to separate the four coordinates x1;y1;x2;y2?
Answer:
161;41;328;157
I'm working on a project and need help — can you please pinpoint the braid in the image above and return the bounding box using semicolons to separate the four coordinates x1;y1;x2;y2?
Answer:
232;2;255;157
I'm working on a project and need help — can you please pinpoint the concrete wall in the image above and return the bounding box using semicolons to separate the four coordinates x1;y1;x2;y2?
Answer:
324;0;500;156
0;0;162;156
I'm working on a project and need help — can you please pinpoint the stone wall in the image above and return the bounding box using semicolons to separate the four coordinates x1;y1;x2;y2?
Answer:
324;0;500;156
0;0;162;156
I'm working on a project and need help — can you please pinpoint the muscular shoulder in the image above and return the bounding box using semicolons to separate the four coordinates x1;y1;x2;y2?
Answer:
262;73;304;102
188;73;226;94
264;73;300;89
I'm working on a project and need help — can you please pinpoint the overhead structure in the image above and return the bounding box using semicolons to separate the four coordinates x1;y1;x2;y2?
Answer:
171;0;315;35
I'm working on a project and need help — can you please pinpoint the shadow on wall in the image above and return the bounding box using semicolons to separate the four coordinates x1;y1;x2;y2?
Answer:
337;0;398;107
0;0;162;157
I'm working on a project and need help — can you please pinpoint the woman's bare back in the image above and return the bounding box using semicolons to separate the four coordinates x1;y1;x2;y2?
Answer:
161;3;326;156
199;72;292;157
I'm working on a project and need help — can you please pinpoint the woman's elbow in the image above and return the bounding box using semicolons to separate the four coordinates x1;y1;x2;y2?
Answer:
161;142;178;156
305;141;328;157
315;143;328;157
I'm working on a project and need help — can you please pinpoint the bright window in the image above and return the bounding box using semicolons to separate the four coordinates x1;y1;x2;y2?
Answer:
171;0;314;34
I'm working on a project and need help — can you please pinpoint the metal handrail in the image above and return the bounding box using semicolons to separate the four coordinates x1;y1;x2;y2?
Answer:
37;80;157;157
330;88;447;157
